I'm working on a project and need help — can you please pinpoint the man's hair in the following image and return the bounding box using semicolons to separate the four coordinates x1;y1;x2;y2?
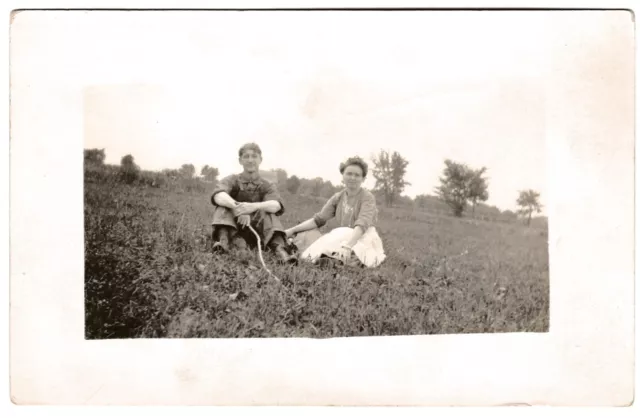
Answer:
238;142;262;158
339;156;368;178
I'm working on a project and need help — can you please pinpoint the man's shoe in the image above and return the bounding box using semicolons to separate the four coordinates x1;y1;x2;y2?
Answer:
212;239;229;254
273;245;298;265
315;255;340;269
212;227;231;254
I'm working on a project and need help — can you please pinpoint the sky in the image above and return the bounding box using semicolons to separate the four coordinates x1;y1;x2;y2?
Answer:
82;11;549;213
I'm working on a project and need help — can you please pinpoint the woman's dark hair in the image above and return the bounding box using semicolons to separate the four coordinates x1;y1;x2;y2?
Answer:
339;156;368;178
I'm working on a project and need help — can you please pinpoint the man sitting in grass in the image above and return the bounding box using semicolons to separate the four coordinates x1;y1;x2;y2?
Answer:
210;142;297;264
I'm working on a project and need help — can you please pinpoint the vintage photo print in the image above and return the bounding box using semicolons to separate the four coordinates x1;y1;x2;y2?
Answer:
81;10;550;340
9;5;635;407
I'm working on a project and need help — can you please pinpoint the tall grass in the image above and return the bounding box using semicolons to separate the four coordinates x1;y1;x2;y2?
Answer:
84;170;549;339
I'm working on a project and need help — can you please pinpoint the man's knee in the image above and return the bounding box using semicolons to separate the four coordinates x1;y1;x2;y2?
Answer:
262;212;284;230
212;205;238;228
213;205;234;216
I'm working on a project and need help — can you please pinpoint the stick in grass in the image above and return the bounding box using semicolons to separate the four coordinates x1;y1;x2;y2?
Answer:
247;224;281;283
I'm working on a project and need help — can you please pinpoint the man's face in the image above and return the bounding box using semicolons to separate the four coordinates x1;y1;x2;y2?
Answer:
239;149;262;173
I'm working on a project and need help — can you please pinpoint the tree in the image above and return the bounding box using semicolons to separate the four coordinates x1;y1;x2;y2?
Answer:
162;168;180;181
200;165;220;183
502;209;518;221
414;194;430;209
297;178;312;195
516;189;543;226
371;150;392;206
180;163;196;179
119;154;140;184
286;175;301;194
84;148;105;167
310;177;324;197
321;180;337;198
371;150;411;207
467;167;490;216
391;151;411;199
434;159;474;217
395;195;414;207
270;168;288;191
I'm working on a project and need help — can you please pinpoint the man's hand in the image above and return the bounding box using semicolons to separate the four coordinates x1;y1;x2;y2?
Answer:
233;202;258;217
285;228;295;239
237;214;251;228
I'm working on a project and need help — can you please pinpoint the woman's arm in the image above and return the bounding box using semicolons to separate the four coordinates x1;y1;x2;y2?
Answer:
285;218;318;237
353;192;377;230
340;192;376;251
342;226;365;249
285;193;340;237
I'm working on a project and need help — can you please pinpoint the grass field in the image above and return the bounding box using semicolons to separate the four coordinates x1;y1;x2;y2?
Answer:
84;173;549;339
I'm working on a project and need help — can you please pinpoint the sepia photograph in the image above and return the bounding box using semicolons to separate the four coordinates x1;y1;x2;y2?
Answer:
9;4;634;407
82;10;549;339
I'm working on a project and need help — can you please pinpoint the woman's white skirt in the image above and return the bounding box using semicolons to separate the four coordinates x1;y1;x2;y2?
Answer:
296;227;386;268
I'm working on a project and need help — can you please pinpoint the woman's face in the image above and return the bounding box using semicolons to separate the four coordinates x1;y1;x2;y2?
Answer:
342;164;365;189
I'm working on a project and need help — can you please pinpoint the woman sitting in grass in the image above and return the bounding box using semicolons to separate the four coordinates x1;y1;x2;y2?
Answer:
285;156;386;268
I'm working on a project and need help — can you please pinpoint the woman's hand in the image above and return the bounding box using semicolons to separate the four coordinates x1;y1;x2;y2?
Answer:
285;228;296;238
237;214;251;228
343;227;364;250
233;202;258;217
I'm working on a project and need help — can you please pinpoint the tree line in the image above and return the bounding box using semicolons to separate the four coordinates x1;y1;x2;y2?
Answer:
367;150;542;225
84;148;543;225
